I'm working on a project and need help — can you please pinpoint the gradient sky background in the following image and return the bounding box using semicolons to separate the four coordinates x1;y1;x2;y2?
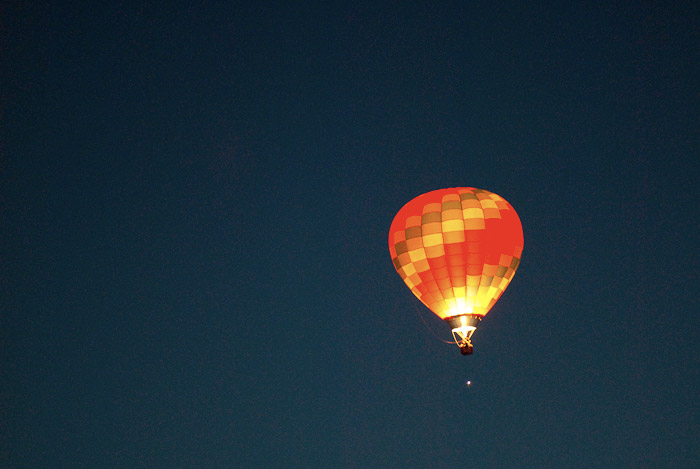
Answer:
3;2;699;467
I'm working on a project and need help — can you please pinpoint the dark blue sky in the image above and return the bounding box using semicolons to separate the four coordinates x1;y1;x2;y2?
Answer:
3;1;699;467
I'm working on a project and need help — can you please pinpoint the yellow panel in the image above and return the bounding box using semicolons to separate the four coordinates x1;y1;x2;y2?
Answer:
403;263;417;277
442;219;465;232
422;233;444;247
487;285;499;299
480;199;497;209
463;208;484;219
409;248;427;262
475;285;491;306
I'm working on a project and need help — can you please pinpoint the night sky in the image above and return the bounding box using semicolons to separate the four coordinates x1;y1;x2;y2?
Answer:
3;2;700;467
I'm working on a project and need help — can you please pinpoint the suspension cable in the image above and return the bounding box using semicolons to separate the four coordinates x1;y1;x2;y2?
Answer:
412;302;456;345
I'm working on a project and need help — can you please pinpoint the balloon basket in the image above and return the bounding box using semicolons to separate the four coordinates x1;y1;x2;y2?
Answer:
444;315;481;353
451;325;476;347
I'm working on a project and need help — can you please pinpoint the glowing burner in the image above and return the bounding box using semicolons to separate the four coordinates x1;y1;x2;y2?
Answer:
445;315;481;355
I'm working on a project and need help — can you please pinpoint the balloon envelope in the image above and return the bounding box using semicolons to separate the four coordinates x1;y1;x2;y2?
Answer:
389;188;524;322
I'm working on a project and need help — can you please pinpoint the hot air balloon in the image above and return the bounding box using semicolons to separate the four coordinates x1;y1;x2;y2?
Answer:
389;188;524;355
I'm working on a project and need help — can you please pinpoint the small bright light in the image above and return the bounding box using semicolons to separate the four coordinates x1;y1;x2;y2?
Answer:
466;380;472;387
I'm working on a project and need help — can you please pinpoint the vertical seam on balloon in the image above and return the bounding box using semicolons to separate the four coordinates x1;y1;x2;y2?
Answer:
420;206;447;317
404;216;441;314
441;190;461;317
